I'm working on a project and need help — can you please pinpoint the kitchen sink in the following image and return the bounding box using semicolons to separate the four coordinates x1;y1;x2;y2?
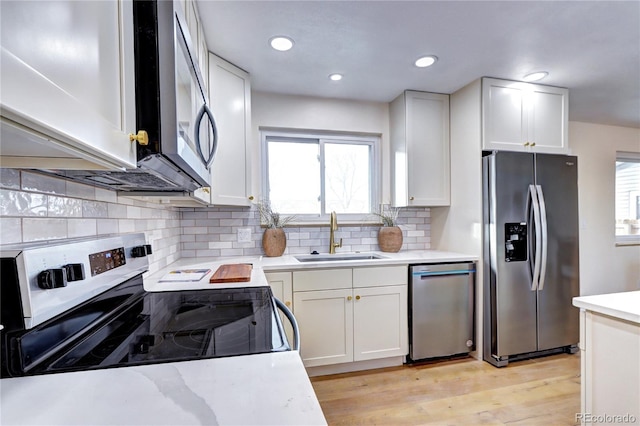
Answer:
294;253;387;262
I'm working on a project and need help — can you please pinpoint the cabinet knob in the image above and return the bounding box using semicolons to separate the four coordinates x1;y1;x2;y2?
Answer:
524;142;530;147
355;295;361;300
530;142;536;147
248;195;254;201
129;130;149;146
202;187;210;193
285;301;291;307
409;196;415;201
347;296;352;301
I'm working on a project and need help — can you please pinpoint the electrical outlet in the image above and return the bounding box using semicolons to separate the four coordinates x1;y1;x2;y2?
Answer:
237;228;251;243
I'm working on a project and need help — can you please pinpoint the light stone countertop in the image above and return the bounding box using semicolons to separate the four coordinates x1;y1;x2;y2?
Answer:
144;249;478;291
573;290;640;324
0;351;326;426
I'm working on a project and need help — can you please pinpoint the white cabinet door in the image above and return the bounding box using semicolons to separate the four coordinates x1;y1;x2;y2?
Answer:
293;289;354;367
528;85;569;154
265;272;294;346
390;91;450;207
482;78;569;154
353;285;408;361
208;53;253;206
0;0;137;169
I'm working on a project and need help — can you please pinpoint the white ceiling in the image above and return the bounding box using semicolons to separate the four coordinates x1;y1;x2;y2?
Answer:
197;1;640;129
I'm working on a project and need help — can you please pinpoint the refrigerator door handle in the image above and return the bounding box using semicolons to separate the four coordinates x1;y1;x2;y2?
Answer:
527;184;542;291
536;185;548;291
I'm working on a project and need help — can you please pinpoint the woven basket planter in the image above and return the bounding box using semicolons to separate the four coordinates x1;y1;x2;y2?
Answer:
262;228;286;257
378;226;403;253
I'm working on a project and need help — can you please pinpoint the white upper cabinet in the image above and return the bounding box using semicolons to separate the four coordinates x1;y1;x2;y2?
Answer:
482;77;569;154
0;0;137;170
208;53;253;206
390;91;450;207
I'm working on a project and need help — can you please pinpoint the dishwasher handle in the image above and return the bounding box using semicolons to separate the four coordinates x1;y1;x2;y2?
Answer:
412;269;476;278
274;297;300;351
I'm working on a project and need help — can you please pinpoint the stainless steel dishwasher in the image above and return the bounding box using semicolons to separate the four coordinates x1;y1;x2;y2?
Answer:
408;262;476;362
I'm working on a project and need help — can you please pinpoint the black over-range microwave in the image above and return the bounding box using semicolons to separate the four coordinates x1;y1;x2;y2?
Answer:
38;0;217;192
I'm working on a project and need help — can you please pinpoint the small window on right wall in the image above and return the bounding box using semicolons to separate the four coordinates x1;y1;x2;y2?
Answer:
615;151;640;244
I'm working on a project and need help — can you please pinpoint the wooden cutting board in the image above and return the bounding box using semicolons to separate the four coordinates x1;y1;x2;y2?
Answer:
209;263;253;283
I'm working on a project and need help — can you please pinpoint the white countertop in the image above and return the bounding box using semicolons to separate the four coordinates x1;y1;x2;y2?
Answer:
144;249;477;292
0;351;326;426
573;290;640;325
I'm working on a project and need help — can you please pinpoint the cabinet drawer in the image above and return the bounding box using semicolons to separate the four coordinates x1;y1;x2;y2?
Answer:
293;269;352;292
353;265;407;288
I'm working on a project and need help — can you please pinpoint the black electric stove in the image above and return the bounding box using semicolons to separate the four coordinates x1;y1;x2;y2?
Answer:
0;234;289;378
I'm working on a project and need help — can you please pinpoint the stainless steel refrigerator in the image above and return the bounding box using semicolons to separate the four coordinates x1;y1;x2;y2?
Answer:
482;151;580;367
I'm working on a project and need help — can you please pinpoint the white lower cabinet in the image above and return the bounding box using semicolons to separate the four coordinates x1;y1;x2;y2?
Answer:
294;288;354;366
291;266;408;368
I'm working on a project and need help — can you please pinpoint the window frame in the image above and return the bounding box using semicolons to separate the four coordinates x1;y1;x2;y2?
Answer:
260;129;381;225
615;151;640;246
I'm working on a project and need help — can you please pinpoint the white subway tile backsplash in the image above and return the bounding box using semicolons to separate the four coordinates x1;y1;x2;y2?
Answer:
108;204;127;219
48;196;82;217
68;218;97;238
118;219;135;233
0;189;47;216
21;172;66;195
96;219;119;235
1;171;430;269
0;169;20;189
95;188;118;203
82;200;109;218
66;181;95;200
23;218;67;241
0;217;22;244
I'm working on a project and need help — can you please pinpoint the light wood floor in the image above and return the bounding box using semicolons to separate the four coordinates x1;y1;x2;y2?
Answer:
311;353;581;425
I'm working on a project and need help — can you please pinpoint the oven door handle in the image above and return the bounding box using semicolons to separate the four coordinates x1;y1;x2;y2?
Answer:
274;297;300;351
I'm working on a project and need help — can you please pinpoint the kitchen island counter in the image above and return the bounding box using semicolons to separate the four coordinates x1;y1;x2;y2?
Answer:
572;291;640;425
0;351;326;425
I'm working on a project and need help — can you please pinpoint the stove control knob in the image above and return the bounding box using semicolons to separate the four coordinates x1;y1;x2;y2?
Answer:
131;246;147;258
63;263;85;282
37;268;67;290
144;244;152;255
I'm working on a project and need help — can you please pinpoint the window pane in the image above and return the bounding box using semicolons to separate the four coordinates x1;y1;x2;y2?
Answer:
615;159;640;236
325;143;371;213
267;141;320;215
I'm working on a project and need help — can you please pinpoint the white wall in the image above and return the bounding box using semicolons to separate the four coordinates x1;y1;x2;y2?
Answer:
250;91;391;202
570;121;640;295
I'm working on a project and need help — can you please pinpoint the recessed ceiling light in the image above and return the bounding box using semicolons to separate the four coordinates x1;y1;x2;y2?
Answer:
269;36;294;51
329;73;343;81
523;71;549;82
414;55;438;68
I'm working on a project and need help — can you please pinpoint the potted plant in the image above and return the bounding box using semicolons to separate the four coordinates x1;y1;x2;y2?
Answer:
257;201;296;257
373;205;403;253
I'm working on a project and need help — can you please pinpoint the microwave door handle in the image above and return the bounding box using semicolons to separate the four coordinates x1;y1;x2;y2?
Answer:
527;184;542;291
535;185;548;291
195;104;218;168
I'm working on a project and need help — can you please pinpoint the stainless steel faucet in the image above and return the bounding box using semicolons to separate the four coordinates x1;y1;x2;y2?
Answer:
329;211;342;254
